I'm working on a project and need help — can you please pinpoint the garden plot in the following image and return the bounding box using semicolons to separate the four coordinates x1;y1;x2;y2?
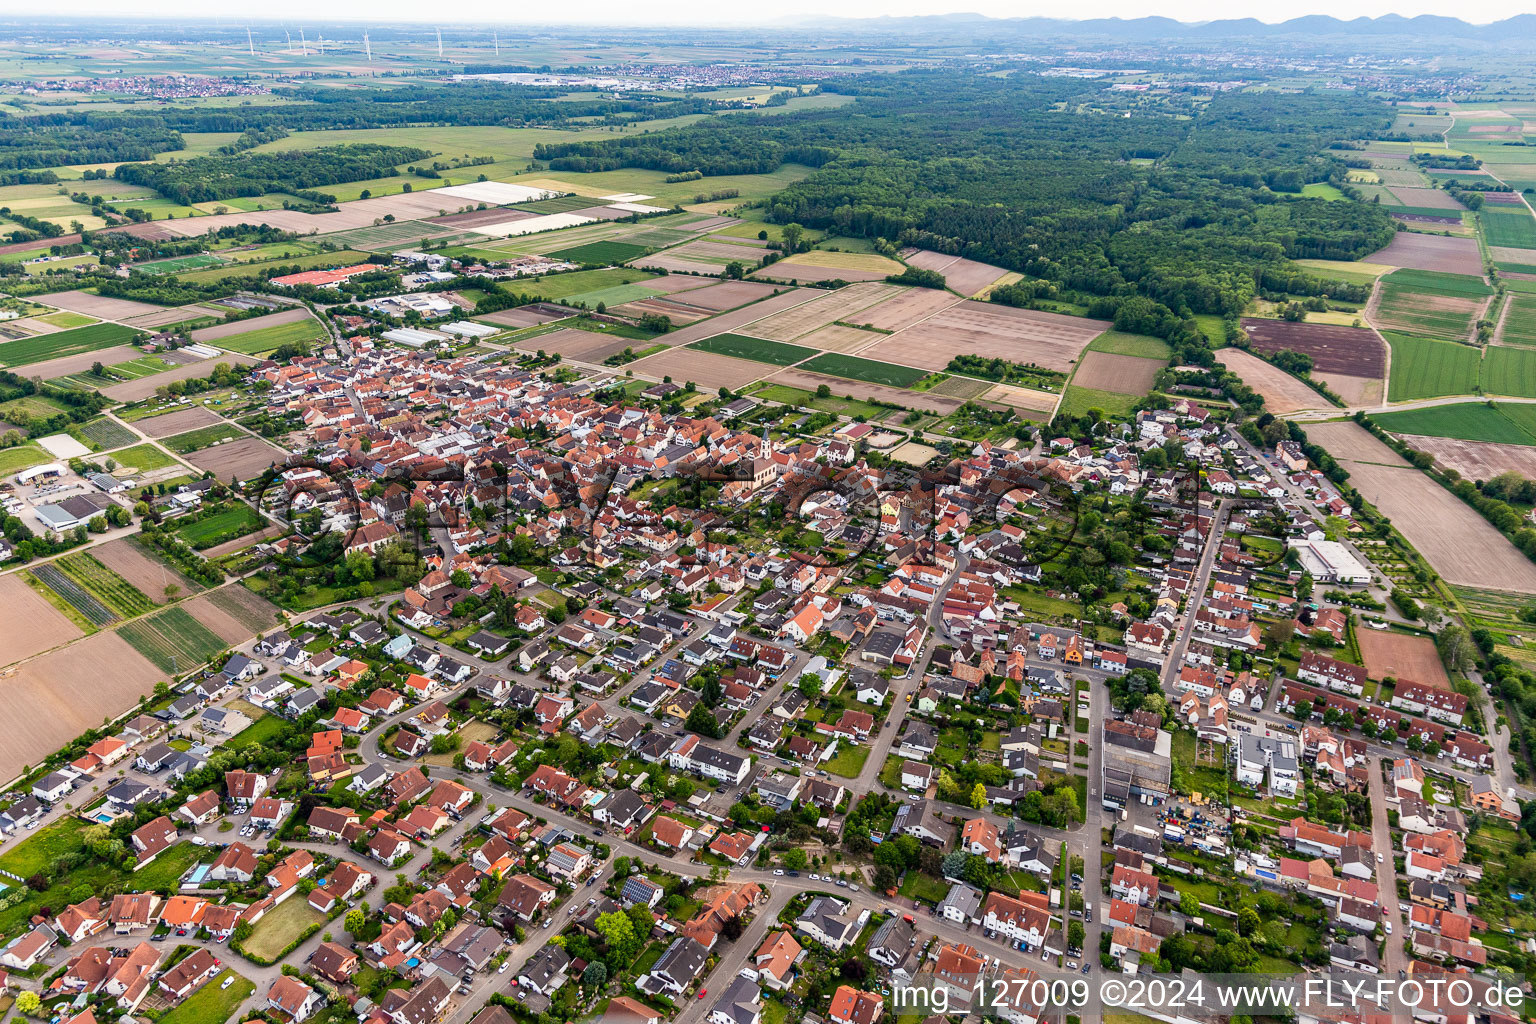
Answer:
179;436;285;482
0;631;163;783
901;249;1010;296
1367;233;1484;275
629;347;774;391
1214;349;1329;415
33;291;167;320
0;574;83;665
1306;419;1536;592
93;537;201;601
849;288;961;333
510;327;636;363
744;283;903;342
190;308;310;342
429;182;561;205
1070;351;1163;395
1239;319;1387;377
862;301;1108;374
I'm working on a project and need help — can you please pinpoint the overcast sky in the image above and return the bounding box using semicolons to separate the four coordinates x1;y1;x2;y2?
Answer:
3;0;1516;30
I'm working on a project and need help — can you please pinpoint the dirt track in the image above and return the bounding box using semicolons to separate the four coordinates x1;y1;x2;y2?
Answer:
1356;629;1451;688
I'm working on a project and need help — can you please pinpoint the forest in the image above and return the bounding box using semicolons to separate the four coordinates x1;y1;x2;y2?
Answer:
112;143;433;204
536;72;1396;349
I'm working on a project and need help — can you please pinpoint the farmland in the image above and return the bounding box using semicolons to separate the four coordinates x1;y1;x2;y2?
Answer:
175;505;266;549
1239;319;1385;376
55;553;156;619
0;322;141;367
1371;403;1536;445
1374;270;1492;340
1501;294;1536;347
1482;207;1536;249
797;352;928;388
1481;345;1536;398
119;605;231;673
688;333;817;366
548;240;649;265
163;424;245;453
1367;232;1483;275
512;267;658;302
71;417;139;451
29;563;117;627
212;318;326;356
1383;333;1481;400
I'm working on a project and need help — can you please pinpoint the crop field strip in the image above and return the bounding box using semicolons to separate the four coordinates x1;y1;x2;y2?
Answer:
1371;402;1536;445
1374;269;1492;340
1482;207;1536;249
0;322;142;368
797;352;928;388
547;240;649;265
118;606;229;674
163;424;245;453
56;553;156;619
30;563;117;627
1383;332;1481;400
71;418;138;450
687;333;818;366
1501;294;1536;347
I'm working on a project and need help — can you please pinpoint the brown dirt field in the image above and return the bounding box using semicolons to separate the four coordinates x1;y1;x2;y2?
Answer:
121;306;214;329
427;208;535;228
91;538;201;602
613;299;711;325
0;574;83;666
179;590;274;644
1491;246;1536;264
40;291;168;320
630;348;771;391
850;288;961;333
1214;348;1329;415
765;368;966;415
201;525;284;558
1356;628;1451;688
477;307;564;328
658;289;815;347
1070;351;1162;395
180;435;286;482
665;281;782;311
901;249;1008;296
0;631;164;782
204;585;282;634
1240;319;1387;376
1398;433;1536;482
101;354;258;402
1318;372;1384;406
190;308;312;342
510;327;634;362
0;233;81;256
135;406;224;438
861;301;1108;374
797;324;886;354
980;383;1058;414
1367;233;1483;276
746;284;903;342
633;252;729;275
925;376;994;400
18;345;143;380
1388;187;1466;210
6;318;59;336
752;262;887;284
1306;419;1536;592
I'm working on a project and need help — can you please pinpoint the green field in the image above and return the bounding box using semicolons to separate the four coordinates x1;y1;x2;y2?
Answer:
1085;331;1171;360
1058;385;1137;419
158;969;254;1024
1382;268;1495;299
175;505;265;549
1481;345;1536;398
214;319;325;356
798;352;927;388
1384;333;1482;400
1371;402;1536;445
0;322;141;367
110;443;186;474
516;267;658;302
119;606;229;673
547;241;650;265
163;424;244;453
564;283;667;307
56;552;155;618
1483;207;1536;250
1502;294;1536;347
514;195;610;215
689;333;817;366
35;311;96;329
0;443;49;475
241;898;323;962
1301;182;1346;200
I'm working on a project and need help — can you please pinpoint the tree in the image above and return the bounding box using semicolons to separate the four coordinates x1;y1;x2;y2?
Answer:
345;908;366;934
1436;624;1475;674
783;848;809;870
969;782;987;809
595;910;642;963
1068;920;1085;952
781;223;804;253
1179;891;1200;916
941;849;968;879
583;962;607;987
14;992;39;1016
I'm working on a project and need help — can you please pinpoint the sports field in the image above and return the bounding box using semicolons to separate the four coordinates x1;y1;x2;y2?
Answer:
797;352;927;388
548;240;649;265
137;253;226;274
688;333;817;366
1384;332;1482;401
0;323;141;367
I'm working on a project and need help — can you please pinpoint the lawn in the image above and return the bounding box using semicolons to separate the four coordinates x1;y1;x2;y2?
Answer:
689;333;817;367
110;443;185;474
897;870;951;904
241;897;323;962
0;322;142;367
1058;385;1136;419
175;505;265;549
158;969;255;1024
798;353;926;388
824;743;871;778
226;712;288;750
35;311;97;328
213;318;325;356
1384;333;1482;401
163;424;244;453
1086;331;1171;360
0;443;49;475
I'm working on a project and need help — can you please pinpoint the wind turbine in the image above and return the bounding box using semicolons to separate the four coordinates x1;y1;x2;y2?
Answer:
436;26;443;58
364;30;372;61
493;30;499;57
246;27;254;56
300;27;308;54
284;29;292;52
